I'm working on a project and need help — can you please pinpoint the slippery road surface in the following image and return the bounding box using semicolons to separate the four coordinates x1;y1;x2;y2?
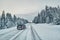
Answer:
0;23;60;40
0;23;41;40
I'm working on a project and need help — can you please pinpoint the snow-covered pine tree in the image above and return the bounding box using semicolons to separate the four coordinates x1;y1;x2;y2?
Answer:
6;13;15;28
33;6;60;24
1;11;6;29
13;15;17;24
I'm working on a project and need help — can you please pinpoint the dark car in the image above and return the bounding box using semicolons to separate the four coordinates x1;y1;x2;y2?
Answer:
17;24;26;30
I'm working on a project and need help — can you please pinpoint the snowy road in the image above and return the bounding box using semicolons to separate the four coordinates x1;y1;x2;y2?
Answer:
0;23;41;40
0;23;60;40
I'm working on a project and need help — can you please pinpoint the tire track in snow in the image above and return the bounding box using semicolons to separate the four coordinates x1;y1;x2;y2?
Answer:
0;27;16;36
14;28;29;40
0;29;17;37
0;29;19;40
32;27;42;40
9;29;26;40
24;29;29;40
31;26;42;40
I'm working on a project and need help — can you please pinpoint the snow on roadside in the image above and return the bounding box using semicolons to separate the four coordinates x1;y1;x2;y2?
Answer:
26;23;60;40
0;27;16;34
31;23;60;40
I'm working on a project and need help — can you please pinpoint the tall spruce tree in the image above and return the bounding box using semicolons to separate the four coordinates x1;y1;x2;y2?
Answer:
13;15;17;23
1;10;5;28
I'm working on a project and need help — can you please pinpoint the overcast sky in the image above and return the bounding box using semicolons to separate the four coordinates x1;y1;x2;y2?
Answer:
0;0;60;14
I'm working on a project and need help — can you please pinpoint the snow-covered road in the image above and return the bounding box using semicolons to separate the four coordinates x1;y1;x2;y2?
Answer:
0;23;41;40
0;23;60;40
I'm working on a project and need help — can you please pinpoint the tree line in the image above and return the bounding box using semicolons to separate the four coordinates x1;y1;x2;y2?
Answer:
33;5;60;25
0;11;28;29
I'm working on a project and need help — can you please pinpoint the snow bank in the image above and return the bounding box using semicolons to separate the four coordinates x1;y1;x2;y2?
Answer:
26;23;60;40
0;27;16;34
31;23;60;40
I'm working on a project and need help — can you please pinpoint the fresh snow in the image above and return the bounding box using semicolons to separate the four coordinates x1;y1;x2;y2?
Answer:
0;27;16;34
0;23;60;40
31;23;60;40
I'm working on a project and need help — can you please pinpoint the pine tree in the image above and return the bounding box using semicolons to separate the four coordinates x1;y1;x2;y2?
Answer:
13;15;17;23
45;5;49;11
6;13;13;21
1;10;6;28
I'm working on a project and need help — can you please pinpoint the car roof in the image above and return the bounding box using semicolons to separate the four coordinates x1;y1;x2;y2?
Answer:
17;24;25;26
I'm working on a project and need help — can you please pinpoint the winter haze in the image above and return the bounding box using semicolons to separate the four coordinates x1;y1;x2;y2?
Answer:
0;0;60;40
0;0;60;21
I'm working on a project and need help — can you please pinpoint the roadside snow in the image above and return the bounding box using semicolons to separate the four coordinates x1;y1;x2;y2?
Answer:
29;23;60;40
0;23;60;40
0;27;16;34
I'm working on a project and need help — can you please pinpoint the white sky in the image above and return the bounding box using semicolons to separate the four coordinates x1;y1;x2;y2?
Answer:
0;0;60;14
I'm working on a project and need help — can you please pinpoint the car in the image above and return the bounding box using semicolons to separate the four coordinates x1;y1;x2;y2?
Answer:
17;24;26;30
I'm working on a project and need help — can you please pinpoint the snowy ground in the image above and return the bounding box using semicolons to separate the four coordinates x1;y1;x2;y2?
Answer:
0;23;60;40
31;23;60;40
